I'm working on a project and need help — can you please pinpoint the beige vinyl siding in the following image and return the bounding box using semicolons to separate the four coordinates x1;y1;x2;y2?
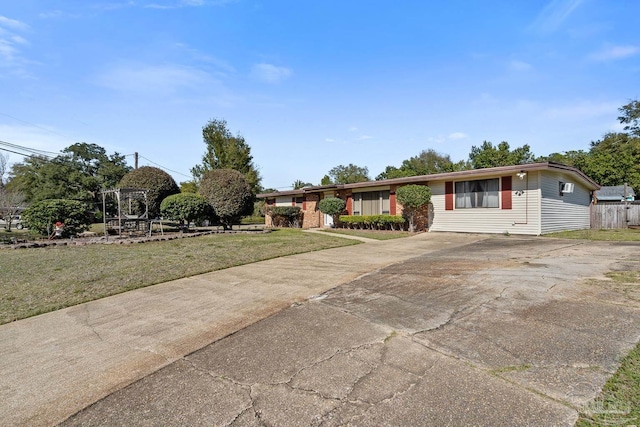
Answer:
540;172;591;234
429;172;542;235
275;196;293;206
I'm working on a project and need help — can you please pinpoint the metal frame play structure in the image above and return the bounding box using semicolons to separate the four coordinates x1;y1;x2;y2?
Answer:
101;188;162;239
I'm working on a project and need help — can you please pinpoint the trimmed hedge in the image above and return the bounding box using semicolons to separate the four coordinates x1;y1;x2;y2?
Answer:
268;206;302;228
339;215;406;230
22;199;92;237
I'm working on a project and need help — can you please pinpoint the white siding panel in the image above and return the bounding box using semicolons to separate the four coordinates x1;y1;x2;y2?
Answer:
540;172;591;234
429;172;542;235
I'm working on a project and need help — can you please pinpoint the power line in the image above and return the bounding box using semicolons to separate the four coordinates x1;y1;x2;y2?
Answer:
138;155;191;179
0;140;58;160
0;112;79;143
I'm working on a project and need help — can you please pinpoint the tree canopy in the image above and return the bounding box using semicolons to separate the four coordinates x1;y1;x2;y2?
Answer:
191;119;261;194
396;184;431;232
160;193;213;227
618;99;640;137
377;149;461;180
198;168;254;230
292;179;313;189
7;142;131;208
118;166;180;219
326;164;370;184
468;141;535;169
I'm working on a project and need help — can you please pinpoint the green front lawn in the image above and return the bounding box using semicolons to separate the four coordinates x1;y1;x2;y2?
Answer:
0;229;358;324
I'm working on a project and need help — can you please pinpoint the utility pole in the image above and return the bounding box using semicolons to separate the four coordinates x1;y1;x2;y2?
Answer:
134;152;138;169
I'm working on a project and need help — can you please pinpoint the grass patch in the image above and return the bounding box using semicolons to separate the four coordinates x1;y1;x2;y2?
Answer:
490;364;532;374
0;229;358;324
575;342;640;426
545;228;640;241
319;228;413;240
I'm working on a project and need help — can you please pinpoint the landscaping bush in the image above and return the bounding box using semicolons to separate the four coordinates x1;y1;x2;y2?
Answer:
160;193;214;228
118;166;180;219
396;184;431;232
318;197;346;227
339;215;406;230
199;169;254;230
268;206;302;228
22;199;92;237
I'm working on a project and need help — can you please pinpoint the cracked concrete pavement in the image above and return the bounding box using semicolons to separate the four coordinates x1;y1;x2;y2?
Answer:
3;232;640;426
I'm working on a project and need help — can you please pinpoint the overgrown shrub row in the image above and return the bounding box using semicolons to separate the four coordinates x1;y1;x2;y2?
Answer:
268;206;302;228
339;215;406;230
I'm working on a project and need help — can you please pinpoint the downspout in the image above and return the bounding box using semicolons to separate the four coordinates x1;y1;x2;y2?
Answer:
513;172;529;225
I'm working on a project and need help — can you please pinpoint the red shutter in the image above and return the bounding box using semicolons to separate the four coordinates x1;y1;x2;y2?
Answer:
445;181;454;210
502;176;512;210
390;191;396;215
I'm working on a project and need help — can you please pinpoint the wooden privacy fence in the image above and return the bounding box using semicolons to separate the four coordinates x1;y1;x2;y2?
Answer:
591;202;640;229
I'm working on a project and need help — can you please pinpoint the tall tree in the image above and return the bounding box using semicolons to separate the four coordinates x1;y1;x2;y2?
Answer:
292;179;313;189
191;119;261;194
327;164;370;184
618;99;640;137
199;169;254;230
468;141;535;169
377;149;462;180
8;143;131;207
582;132;640;191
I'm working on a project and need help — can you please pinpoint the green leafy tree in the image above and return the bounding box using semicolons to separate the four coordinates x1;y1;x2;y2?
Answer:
327;164;370;184
191;118;261;193
320;175;332;185
318;197;346;226
118;166;180;219
292;179;313;189
618;99;640;137
179;180;198;194
160;193;213;228
22;199;91;237
7;143;131;207
199;169;254;230
468;141;535;169
396;185;431;232
377;149;461;180
583;133;640;191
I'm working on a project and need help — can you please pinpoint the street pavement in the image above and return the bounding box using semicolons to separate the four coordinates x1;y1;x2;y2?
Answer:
1;232;639;426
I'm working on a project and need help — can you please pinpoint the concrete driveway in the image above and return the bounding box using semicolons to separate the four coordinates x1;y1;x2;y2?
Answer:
55;235;640;426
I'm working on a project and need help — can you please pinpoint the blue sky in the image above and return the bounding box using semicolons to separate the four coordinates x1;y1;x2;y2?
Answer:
1;0;638;190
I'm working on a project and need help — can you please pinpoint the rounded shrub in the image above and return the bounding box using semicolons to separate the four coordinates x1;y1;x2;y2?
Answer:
160;193;214;227
22;199;92;237
118;166;180;218
199;169;254;230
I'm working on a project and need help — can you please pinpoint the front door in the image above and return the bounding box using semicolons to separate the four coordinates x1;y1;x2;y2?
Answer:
323;192;335;227
324;213;334;228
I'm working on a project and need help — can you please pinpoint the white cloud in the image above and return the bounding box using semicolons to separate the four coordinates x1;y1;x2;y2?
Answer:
145;0;233;8
94;63;211;93
325;138;335;142
0;15;33;77
427;132;469;144
543;100;620;120
358;135;372;141
529;0;584;33
509;60;533;71
251;63;292;84
0;16;29;31
448;132;468;140
589;45;639;62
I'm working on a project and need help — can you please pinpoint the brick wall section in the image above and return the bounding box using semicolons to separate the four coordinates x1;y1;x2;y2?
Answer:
302;193;321;228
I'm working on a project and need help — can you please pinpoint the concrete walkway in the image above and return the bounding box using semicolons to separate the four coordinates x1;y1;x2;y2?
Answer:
0;232;482;427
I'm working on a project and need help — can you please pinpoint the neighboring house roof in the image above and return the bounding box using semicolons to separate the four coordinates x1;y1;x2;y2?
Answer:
594;185;636;201
258;162;600;198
